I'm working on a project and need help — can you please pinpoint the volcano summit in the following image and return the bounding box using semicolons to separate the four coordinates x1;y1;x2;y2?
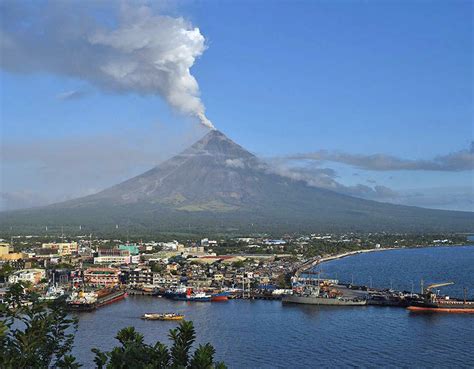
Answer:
2;130;473;233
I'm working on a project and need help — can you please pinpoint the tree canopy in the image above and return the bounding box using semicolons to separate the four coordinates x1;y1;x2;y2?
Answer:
0;283;226;369
93;321;226;369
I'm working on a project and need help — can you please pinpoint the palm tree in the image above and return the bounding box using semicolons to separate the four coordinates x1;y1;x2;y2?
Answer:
92;321;226;369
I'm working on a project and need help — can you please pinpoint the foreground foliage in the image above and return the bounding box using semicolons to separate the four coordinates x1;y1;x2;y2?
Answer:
0;283;226;368
0;283;80;369
92;321;226;369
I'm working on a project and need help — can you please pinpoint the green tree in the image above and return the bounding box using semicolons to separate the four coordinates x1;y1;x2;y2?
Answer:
0;284;226;368
92;321;226;369
231;260;245;269
0;283;81;369
150;262;166;273
0;263;13;279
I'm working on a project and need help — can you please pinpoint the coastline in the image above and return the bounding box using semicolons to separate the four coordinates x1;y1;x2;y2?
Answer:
296;247;397;276
297;244;473;276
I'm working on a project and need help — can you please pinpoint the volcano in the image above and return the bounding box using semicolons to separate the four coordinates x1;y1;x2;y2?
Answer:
2;130;473;233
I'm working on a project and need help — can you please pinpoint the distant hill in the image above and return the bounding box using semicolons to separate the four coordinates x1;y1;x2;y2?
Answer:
2;130;473;234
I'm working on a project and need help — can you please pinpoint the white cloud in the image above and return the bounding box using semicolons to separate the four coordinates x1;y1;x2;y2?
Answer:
56;90;87;101
288;142;474;172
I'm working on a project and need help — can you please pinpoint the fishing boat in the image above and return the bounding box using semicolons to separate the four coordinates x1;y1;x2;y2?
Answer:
407;282;474;313
141;313;184;321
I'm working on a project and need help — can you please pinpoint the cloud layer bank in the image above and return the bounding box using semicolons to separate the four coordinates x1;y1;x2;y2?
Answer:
0;1;214;128
288;142;474;172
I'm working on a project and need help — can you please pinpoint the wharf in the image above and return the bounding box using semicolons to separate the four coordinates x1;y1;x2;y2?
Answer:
241;293;282;300
127;288;157;296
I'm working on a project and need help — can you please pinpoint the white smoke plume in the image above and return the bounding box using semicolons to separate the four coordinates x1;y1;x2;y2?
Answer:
0;1;214;129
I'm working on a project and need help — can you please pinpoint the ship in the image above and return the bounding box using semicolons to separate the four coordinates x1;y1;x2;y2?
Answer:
66;287;127;312
141;313;184;321
163;285;187;299
367;291;421;307
40;285;66;302
211;291;230;302
173;288;211;302
407;282;474;313
66;290;97;312
95;288;127;308
282;284;367;306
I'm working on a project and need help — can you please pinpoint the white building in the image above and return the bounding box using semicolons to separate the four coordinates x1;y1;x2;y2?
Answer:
159;241;180;251
93;248;139;265
8;269;46;285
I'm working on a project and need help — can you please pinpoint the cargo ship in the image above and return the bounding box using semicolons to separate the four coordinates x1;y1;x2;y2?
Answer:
96;288;127;308
66;288;127;312
282;284;366;306
407;282;474;313
66;290;97;312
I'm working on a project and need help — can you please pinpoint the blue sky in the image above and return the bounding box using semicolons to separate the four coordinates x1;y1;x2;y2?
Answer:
0;0;472;211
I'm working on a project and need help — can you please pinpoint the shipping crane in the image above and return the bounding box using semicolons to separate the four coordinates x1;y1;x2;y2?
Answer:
424;282;455;301
425;282;454;292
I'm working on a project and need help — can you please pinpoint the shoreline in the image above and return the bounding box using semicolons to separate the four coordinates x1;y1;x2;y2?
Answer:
296;247;397;276
297;243;473;276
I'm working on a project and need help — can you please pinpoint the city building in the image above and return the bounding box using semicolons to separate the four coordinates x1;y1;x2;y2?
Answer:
42;242;79;256
128;267;154;286
8;268;46;285
94;248;139;264
119;244;140;255
0;252;26;261
84;267;121;286
0;243;11;255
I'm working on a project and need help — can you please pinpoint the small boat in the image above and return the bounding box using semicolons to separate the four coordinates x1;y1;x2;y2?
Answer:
142;313;184;321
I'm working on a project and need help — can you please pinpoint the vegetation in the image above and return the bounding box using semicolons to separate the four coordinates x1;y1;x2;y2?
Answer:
0;283;226;369
92;322;226;369
0;283;80;369
0;263;14;281
150;261;166;273
276;273;292;289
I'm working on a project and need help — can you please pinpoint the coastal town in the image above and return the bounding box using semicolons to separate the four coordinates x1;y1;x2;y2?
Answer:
0;232;469;309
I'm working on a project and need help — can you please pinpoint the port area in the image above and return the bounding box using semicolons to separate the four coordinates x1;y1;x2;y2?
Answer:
296;281;422;307
329;284;417;307
127;284;416;306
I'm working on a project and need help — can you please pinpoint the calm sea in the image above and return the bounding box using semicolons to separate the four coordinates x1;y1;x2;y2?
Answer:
72;245;474;368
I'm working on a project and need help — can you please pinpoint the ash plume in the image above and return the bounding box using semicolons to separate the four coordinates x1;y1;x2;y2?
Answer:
0;1;214;129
